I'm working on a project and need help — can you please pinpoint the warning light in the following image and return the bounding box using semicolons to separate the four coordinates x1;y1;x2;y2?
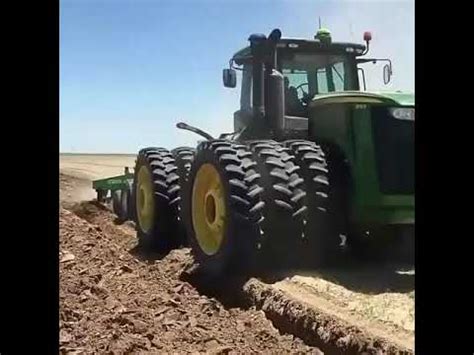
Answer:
363;31;372;42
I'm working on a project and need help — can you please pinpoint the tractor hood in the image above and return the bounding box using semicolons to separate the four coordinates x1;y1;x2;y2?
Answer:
309;91;415;107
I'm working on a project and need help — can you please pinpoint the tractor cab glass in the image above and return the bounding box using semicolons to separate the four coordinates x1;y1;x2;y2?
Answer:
279;52;358;116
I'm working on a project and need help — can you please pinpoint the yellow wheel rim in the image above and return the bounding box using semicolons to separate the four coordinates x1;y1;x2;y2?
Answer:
136;165;155;233
192;163;227;256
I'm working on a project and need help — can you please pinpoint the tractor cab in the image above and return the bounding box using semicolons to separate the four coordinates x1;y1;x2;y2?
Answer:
224;29;392;140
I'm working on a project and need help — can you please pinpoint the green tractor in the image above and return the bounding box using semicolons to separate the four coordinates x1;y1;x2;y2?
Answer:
131;28;414;275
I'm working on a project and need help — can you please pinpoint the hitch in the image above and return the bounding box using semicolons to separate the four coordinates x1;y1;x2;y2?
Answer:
176;122;215;141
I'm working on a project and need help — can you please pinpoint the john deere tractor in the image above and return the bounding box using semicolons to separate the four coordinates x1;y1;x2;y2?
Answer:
131;28;414;275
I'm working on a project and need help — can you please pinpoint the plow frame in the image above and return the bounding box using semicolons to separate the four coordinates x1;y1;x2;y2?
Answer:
92;167;134;202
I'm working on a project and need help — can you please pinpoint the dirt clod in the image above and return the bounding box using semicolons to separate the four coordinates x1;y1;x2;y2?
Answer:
60;252;76;263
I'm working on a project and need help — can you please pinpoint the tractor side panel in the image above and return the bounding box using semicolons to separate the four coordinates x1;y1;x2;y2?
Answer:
308;104;414;227
358;105;414;226
308;104;355;162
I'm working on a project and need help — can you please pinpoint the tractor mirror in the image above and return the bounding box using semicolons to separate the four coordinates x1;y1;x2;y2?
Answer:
223;68;237;88
383;64;392;85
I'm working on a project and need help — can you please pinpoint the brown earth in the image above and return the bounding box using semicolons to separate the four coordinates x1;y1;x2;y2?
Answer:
60;154;414;354
60;200;320;354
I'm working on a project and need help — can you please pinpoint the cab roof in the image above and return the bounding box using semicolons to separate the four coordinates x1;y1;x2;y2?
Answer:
232;38;366;65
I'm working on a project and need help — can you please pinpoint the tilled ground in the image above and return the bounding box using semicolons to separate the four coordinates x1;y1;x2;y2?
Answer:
60;202;320;354
60;165;414;354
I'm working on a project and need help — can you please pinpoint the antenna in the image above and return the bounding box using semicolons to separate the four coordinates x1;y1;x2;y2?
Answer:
319;17;322;29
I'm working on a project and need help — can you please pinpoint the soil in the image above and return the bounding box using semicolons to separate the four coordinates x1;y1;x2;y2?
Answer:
59;154;414;354
60;201;319;354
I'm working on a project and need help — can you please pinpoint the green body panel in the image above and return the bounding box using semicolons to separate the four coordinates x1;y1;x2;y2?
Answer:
310;90;414;106
92;173;133;191
308;91;414;227
370;91;415;106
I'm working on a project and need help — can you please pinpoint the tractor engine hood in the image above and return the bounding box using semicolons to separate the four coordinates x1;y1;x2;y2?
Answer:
308;91;415;108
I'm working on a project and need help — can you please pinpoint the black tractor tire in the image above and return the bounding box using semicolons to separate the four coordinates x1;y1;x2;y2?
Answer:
247;140;306;270
112;190;122;216
118;185;130;222
96;189;105;202
170;147;196;245
184;140;265;277
127;180;136;224
285;140;343;267
133;147;181;251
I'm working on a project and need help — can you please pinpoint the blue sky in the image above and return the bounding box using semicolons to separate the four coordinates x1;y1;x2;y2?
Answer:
60;0;414;153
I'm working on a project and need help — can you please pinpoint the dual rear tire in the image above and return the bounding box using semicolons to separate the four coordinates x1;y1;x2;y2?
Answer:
183;140;264;276
131;140;345;275
132;147;195;252
185;139;343;276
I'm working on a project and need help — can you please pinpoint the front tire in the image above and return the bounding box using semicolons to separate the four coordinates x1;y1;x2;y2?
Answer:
247;140;306;270
285;140;342;267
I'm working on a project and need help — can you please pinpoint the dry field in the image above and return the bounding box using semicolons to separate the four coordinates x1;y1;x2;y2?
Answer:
60;154;414;354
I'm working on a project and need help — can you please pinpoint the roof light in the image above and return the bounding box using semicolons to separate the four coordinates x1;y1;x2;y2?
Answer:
315;28;332;44
362;31;372;55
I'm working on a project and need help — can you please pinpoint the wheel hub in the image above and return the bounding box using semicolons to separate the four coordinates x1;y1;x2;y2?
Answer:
192;163;226;255
136;165;155;233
